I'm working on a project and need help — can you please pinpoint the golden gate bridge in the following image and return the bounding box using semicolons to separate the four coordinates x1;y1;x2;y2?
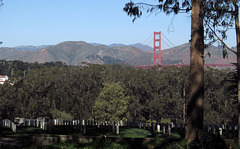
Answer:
122;31;235;69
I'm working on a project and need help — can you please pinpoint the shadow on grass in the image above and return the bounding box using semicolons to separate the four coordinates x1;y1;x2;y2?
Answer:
0;126;45;137
151;134;186;149
1;126;236;149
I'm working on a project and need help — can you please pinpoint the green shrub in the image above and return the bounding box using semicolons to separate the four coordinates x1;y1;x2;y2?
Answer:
50;109;73;120
160;118;171;124
52;142;78;149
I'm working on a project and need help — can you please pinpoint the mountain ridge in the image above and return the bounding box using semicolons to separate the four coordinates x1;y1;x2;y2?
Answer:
0;41;236;66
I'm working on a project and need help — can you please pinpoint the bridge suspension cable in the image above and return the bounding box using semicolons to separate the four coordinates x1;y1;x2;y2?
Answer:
122;32;153;64
161;38;172;49
162;32;175;47
146;39;153;46
122;31;177;65
125;38;153;64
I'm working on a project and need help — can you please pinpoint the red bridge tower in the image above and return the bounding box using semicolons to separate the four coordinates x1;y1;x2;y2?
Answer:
153;32;161;66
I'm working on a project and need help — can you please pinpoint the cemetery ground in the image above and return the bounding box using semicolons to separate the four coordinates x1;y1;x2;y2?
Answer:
0;125;185;149
0;125;240;149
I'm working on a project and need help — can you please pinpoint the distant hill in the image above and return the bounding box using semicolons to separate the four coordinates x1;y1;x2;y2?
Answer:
14;45;53;51
161;43;236;65
131;43;153;51
90;43;153;51
0;48;19;59
108;43;126;47
0;41;152;65
0;41;236;66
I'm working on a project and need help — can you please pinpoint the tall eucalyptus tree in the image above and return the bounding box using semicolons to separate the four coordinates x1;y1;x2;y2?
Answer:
124;0;204;142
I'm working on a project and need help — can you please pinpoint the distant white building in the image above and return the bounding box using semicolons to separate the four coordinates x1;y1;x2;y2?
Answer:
0;75;8;84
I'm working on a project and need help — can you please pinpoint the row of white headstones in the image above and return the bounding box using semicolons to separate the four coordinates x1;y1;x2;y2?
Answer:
0;119;237;136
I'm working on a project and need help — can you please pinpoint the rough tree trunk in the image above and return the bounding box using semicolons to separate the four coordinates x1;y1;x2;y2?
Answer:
186;0;204;142
234;0;240;146
183;83;186;125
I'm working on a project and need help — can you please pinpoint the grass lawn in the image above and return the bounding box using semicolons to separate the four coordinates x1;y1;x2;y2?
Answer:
20;133;187;149
1;126;240;148
0;125;152;138
111;127;152;138
0;126;46;137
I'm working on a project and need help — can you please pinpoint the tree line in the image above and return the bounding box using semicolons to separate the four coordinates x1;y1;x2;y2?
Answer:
0;60;237;126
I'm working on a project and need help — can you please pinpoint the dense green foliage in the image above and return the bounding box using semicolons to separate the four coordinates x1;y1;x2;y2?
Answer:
0;60;66;78
0;60;237;125
93;82;129;121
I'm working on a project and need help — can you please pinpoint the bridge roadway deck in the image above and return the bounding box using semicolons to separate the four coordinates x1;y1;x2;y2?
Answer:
135;64;235;69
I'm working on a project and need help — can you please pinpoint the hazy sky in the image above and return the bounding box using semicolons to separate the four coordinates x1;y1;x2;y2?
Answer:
0;0;236;50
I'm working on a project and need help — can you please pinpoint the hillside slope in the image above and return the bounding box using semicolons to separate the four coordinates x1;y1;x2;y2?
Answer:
0;41;236;65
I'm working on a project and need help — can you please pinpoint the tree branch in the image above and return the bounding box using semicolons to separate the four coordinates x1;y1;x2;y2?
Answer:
135;2;191;12
207;24;237;54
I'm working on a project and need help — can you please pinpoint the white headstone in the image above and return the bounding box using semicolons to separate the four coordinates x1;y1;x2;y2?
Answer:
40;121;42;129
171;122;174;128
168;125;171;136
120;120;123;126
163;126;166;134
97;121;100;128
116;125;119;135
12;123;16;133
219;128;222;136
207;126;211;132
83;125;86;134
41;121;44;130
157;125;160;133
